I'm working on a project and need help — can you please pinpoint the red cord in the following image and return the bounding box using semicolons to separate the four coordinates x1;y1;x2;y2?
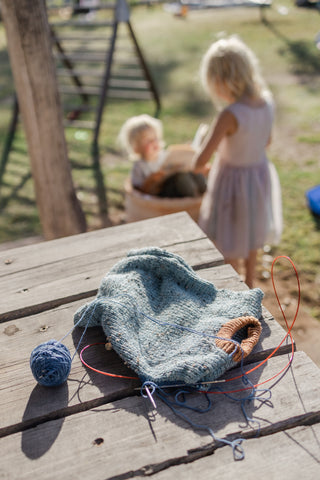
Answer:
80;343;137;380
200;255;300;394
80;256;300;393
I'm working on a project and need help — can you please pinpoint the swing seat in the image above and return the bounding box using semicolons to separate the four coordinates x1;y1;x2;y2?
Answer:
124;178;203;223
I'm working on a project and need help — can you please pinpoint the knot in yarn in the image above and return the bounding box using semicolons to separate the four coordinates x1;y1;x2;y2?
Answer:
30;339;72;387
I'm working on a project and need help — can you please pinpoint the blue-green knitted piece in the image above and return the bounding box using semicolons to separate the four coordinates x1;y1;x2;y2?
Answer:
74;247;264;386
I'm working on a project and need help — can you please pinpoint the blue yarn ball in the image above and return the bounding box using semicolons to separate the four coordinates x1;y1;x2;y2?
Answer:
30;340;72;387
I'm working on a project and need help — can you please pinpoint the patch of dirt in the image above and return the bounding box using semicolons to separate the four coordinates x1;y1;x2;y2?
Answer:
256;273;320;368
256;118;320;368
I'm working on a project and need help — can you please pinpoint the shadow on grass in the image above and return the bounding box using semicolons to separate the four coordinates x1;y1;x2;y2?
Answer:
178;86;212;118
262;18;320;77
310;212;320;231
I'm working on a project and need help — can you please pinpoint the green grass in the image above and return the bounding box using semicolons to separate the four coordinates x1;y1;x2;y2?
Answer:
0;1;319;316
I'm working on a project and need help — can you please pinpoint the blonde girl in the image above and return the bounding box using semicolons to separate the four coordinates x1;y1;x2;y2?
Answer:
193;36;282;288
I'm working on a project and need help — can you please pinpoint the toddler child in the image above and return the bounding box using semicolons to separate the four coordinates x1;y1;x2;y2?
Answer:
118;114;207;197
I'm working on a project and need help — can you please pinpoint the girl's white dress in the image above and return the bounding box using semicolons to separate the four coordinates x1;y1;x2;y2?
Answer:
199;99;282;259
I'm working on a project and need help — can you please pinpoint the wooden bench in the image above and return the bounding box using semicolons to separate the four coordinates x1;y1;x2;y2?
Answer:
1;212;319;479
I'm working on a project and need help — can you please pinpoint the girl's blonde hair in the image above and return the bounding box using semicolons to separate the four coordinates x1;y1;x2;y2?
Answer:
118;114;163;160
200;36;270;102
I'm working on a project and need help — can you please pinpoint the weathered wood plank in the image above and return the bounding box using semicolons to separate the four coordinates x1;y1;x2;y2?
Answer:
0;213;224;322
0;352;319;480
0;264;293;436
0;214;206;275
149;424;320;479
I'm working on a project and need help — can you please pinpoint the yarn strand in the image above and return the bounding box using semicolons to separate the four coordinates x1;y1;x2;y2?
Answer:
141;381;245;461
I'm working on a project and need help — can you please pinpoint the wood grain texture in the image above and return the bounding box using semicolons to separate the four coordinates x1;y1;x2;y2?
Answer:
150;424;320;479
0;352;319;480
0;213;224;322
1;213;319;480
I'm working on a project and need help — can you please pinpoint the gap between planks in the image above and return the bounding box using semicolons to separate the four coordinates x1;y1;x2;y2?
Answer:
0;236;220;323
104;413;320;480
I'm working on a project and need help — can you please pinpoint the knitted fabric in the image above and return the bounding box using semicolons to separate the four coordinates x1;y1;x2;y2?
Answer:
74;247;264;386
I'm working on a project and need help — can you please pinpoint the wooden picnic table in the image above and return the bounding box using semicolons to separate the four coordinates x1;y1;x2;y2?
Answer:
1;212;319;479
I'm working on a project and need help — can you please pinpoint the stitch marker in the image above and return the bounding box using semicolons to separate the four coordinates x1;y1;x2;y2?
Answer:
145;385;157;409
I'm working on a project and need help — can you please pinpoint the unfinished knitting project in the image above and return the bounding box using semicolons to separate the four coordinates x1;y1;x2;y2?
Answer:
74;247;264;386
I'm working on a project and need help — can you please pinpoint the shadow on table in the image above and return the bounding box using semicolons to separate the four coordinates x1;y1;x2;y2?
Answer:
21;382;68;459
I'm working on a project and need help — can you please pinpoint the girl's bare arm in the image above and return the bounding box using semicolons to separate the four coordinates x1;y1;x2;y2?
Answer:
193;110;238;170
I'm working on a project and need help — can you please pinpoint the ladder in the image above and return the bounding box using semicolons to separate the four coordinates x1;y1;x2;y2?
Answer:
0;0;161;223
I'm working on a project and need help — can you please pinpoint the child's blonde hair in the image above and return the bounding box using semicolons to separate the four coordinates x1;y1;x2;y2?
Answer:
200;36;270;102
118;114;163;160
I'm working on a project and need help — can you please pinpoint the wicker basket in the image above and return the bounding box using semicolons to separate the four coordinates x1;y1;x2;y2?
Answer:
124;179;203;223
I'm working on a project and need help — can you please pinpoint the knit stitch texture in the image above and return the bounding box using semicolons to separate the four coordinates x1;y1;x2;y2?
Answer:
74;247;264;386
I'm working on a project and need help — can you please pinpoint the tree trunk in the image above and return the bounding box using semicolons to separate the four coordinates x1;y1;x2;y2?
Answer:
1;0;87;240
